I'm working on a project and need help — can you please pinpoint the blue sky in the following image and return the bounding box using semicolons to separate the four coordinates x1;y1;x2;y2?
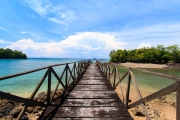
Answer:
0;0;180;58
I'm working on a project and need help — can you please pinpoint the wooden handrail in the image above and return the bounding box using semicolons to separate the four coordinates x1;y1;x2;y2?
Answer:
0;60;91;119
96;61;180;120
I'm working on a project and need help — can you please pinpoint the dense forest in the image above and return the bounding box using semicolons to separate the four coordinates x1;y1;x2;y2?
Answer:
109;45;180;64
0;48;27;59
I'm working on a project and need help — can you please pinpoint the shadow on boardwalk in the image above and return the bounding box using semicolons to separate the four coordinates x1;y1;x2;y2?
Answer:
40;64;133;120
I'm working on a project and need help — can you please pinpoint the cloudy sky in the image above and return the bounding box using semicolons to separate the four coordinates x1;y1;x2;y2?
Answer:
0;0;180;58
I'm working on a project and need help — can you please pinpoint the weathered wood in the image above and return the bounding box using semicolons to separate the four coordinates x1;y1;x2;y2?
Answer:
129;69;151;120
51;67;65;88
30;69;50;99
116;67;125;103
0;62;77;81
74;84;113;91
55;106;131;118
62;99;125;107
67;64;75;85
177;82;180;120
78;80;110;85
115;71;129;88
47;67;52;105
113;66;117;87
125;73;131;108
65;64;68;87
16;104;28;120
67;90;119;99
41;63;132;120
129;82;177;108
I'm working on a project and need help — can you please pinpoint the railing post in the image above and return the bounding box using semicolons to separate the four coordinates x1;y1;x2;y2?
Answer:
125;71;131;108
113;66;116;87
73;63;76;86
108;65;110;77
177;82;180;120
65;64;68;87
47;67;51;105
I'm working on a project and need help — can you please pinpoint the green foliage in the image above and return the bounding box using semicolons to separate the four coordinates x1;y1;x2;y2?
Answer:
109;44;180;64
0;48;27;59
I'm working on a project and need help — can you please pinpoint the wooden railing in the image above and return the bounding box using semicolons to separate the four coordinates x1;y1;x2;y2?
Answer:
96;61;180;120
0;60;91;119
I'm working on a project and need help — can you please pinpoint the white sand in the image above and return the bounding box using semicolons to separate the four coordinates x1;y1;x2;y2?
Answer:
120;62;167;68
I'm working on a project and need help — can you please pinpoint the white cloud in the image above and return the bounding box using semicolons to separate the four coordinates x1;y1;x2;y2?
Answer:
25;0;51;16
0;27;7;31
24;0;75;25
5;32;126;58
138;43;151;49
19;31;37;36
19;31;28;34
0;39;12;44
115;22;180;49
48;18;68;26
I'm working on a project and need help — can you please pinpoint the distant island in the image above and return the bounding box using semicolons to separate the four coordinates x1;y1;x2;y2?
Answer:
0;48;27;59
109;44;180;64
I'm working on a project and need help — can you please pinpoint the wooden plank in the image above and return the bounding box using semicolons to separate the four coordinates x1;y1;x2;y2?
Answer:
54;106;131;118
41;63;132;120
52;118;133;120
81;76;105;79
67;91;119;99
74;84;114;91
78;80;110;84
62;99;125;107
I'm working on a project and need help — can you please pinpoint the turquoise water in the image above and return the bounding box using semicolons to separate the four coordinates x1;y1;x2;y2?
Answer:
117;67;179;91
0;58;84;97
0;58;109;97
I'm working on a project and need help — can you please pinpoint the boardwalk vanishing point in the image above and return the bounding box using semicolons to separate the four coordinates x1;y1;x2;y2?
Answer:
1;60;180;119
41;63;133;120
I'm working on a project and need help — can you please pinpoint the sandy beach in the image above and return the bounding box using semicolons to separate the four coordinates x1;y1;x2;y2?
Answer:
115;62;176;120
120;62;167;68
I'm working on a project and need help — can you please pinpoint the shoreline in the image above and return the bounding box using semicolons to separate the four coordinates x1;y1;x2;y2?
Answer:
120;62;167;68
115;62;176;120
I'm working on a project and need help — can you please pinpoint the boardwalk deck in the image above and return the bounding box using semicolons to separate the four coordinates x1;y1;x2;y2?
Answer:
41;64;133;120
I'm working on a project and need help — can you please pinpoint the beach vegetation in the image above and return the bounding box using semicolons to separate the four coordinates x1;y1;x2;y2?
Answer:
109;44;180;64
0;48;27;59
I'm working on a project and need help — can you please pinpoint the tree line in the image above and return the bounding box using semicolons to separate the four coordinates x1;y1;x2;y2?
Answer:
109;45;180;64
0;48;27;59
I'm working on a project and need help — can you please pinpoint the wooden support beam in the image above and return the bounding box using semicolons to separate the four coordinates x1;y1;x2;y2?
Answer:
51;67;65;88
125;73;131;108
176;82;180;120
129;69;151;120
129;83;177;108
115;71;128;88
47;67;52;105
30;69;50;99
16;104;28;120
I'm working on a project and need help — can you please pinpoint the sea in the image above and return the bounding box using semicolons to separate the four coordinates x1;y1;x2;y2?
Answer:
0;58;179;98
0;58;108;98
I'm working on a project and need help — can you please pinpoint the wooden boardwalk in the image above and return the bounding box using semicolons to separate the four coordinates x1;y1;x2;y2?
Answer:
41;64;133;120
